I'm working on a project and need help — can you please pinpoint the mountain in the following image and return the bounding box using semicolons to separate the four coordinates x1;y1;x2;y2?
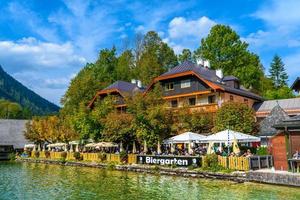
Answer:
0;65;60;115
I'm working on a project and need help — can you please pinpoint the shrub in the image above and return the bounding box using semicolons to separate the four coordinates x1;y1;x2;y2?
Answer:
119;151;128;163
73;152;81;160
45;151;50;158
34;151;40;158
61;152;67;159
256;146;269;155
202;154;224;172
98;153;107;162
107;162;116;170
8;153;16;161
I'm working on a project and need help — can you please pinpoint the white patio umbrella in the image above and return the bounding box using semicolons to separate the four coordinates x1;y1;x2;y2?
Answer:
143;140;148;154
120;142;124;152
188;142;193;155
163;132;207;144
207;142;214;154
32;145;36;152
132;142;137;154
170;143;175;153
202;129;260;143
157;141;162;155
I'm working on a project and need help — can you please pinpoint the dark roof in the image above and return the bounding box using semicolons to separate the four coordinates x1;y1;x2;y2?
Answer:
222;75;239;82
273;115;300;129
104;81;140;93
0;120;29;149
161;61;262;101
291;77;300;91
258;104;289;137
254;98;300;113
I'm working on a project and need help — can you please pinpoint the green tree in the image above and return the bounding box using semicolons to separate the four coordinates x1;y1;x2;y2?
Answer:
269;55;288;88
264;86;294;100
102;113;134;146
214;102;256;134
173;107;214;134
127;84;173;146
194;24;264;91
115;50;134;81
0;99;23;119
178;49;193;63
135;31;178;84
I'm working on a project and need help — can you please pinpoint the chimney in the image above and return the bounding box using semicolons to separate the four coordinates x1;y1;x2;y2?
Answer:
203;60;210;68
131;79;136;84
216;69;223;79
196;58;204;66
137;80;142;88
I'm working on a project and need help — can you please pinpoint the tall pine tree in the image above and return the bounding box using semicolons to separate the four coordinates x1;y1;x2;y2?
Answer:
269;55;288;88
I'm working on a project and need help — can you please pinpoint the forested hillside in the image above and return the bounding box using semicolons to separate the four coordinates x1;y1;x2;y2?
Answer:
0;65;59;116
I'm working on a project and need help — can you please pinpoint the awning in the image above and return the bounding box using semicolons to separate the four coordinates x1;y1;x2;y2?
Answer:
201;129;260;143
163;132;207;144
48;143;67;147
94;142;118;148
24;144;35;148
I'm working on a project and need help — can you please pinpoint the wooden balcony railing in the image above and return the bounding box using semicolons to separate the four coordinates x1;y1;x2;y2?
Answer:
169;103;219;113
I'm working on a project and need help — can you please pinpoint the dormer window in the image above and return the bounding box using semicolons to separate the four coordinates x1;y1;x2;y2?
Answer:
165;82;174;91
181;79;191;88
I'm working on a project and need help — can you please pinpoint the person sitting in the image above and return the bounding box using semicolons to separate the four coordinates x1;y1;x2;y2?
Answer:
293;150;300;159
243;149;252;157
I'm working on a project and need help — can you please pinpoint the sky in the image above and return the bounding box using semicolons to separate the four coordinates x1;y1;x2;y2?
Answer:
0;0;300;105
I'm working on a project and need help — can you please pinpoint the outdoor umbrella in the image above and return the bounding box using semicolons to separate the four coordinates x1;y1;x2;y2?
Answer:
157;141;162;155
233;138;240;155
144;140;148;154
132;141;137;154
207;142;214;154
64;144;67;152
188;142;193;155
170;143;175;154
120;142;124;152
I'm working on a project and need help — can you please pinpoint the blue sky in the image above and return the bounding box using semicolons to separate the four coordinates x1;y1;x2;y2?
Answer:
0;0;299;105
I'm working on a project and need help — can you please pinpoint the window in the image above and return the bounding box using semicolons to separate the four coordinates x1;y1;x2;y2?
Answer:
181;79;191;88
189;98;196;106
208;95;216;104
165;82;174;91
171;100;178;108
229;95;234;101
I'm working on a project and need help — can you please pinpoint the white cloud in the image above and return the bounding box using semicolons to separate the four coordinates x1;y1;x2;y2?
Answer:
253;0;300;30
164;16;216;54
168;16;216;39
0;37;86;72
246;0;300;50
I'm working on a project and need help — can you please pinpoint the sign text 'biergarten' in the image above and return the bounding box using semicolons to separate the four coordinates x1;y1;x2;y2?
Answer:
137;155;201;167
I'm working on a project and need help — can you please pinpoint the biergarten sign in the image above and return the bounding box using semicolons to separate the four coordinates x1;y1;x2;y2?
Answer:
137;155;201;167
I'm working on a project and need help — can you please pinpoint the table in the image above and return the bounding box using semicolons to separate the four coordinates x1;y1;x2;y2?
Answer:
288;158;300;173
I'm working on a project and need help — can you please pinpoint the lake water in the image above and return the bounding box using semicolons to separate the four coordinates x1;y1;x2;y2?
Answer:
0;162;299;200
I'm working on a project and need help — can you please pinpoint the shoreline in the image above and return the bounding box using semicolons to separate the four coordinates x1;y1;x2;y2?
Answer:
15;158;300;187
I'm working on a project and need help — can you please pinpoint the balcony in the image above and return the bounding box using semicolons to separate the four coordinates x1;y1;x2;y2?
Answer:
168;103;219;113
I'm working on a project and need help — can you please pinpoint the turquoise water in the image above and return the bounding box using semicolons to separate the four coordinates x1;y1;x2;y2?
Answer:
0;162;299;200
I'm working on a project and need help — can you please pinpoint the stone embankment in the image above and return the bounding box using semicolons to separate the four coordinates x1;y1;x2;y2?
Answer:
17;158;300;187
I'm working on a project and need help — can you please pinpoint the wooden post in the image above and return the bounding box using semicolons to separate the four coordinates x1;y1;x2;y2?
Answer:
258;156;261;169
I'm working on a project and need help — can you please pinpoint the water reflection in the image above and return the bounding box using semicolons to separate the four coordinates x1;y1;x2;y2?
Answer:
0;162;299;200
